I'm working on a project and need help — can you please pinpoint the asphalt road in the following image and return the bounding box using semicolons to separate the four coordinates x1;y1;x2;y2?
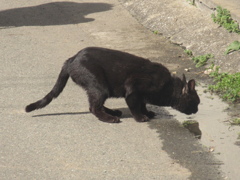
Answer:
1;0;223;179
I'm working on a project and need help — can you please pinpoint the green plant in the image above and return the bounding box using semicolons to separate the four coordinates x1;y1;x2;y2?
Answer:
186;0;195;6
192;54;214;67
209;67;240;102
182;120;196;127
153;30;159;34
225;41;240;54
231;118;240;125
184;49;193;56
211;6;240;34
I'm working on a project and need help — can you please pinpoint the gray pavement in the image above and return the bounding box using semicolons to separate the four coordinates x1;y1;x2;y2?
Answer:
0;1;193;179
0;0;236;179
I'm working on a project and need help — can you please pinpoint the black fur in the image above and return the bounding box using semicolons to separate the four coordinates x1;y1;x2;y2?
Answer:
26;47;200;123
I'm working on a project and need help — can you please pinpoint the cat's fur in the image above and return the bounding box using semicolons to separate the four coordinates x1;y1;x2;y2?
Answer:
26;47;200;123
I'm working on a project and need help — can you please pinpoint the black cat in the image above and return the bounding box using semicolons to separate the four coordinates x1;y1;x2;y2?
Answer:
26;47;200;123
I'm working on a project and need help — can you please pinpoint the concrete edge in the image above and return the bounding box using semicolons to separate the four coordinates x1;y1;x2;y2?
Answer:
119;0;240;73
196;0;240;24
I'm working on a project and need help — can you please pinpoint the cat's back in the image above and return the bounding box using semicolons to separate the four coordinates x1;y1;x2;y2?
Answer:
68;47;172;97
70;47;170;80
76;47;150;66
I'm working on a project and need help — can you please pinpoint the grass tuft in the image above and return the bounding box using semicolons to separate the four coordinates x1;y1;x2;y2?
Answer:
192;54;214;68
225;41;240;55
211;6;240;34
209;67;240;102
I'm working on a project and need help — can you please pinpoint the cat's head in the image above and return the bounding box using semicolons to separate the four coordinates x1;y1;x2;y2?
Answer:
172;74;200;115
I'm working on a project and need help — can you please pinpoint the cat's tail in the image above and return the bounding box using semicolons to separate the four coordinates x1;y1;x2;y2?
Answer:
25;61;70;112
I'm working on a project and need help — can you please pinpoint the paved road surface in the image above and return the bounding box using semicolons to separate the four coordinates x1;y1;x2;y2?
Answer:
1;0;223;179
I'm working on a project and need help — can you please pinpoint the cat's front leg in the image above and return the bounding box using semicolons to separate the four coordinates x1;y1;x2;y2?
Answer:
125;94;150;122
146;111;156;118
141;104;156;119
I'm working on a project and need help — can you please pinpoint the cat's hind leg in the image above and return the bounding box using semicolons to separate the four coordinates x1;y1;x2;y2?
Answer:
88;91;120;123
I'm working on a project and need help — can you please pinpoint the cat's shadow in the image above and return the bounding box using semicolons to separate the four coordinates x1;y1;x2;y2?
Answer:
32;108;133;119
33;111;90;117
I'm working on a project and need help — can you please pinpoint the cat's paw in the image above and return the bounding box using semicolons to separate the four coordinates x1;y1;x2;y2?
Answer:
135;115;150;122
110;116;121;123
100;116;121;123
146;111;156;119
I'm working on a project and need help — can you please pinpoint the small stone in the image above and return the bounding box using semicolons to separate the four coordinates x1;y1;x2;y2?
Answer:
182;120;202;139
209;147;215;152
204;69;213;75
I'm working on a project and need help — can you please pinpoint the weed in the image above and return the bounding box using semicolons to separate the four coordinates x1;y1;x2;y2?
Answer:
192;54;214;67
211;6;240;34
231;118;240;125
153;30;159;34
225;41;240;55
209;67;240;102
182;120;196;127
184;49;193;56
186;0;195;6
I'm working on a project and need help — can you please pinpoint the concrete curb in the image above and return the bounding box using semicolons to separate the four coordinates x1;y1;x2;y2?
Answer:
119;0;240;73
198;0;240;24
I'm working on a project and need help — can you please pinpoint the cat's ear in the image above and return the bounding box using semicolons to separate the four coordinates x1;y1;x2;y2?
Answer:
188;79;196;91
182;74;188;94
182;78;196;94
182;74;187;85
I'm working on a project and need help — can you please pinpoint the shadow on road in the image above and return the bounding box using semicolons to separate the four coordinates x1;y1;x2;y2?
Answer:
32;111;90;117
148;107;224;180
32;108;133;119
0;2;113;27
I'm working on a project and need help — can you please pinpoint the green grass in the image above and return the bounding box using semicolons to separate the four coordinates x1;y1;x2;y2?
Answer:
186;0;195;6
211;6;240;34
184;49;214;68
192;54;214;68
184;49;193;56
225;41;240;55
231;118;240;125
182;120;196;127
209;67;240;102
183;49;239;102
